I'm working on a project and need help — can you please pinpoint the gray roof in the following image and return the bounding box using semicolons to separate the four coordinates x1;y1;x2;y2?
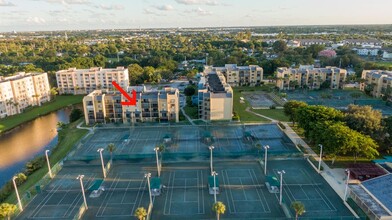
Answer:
362;174;392;213
350;184;391;217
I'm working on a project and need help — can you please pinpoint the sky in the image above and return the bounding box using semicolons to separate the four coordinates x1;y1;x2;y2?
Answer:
0;0;391;32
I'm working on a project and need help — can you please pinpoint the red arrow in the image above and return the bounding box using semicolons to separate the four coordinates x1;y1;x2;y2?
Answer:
111;81;137;106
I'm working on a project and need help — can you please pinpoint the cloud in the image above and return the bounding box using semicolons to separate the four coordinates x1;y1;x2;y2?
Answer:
42;0;90;5
26;17;46;24
0;0;15;6
175;0;223;6
188;7;212;16
153;5;174;11
98;4;124;11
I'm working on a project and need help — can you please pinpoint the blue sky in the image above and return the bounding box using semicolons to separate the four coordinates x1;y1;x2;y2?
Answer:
0;0;391;32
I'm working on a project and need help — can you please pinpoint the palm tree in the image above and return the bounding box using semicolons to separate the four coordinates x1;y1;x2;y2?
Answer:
291;201;305;220
107;143;116;162
212;201;226;220
0;203;17;220
134;207;147;220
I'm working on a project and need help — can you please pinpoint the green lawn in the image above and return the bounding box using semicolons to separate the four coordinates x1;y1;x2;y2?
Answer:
233;88;270;122
184;105;199;119
252;109;290;122
4;119;88;204
0;95;84;133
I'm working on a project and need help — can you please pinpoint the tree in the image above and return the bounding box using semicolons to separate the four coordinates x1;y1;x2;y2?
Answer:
212;201;226;220
69;108;83;122
107;143;116;161
128;64;144;85
184;86;196;97
0;203;16;220
283;101;308;125
291;201;305;220
272;40;287;53
134;207;147;220
50;87;58;99
344;105;383;141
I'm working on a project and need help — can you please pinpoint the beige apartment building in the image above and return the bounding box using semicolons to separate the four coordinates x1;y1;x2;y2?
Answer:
83;87;179;125
360;70;392;99
56;67;129;95
0;72;51;118
198;72;233;121
204;64;263;87
276;66;347;90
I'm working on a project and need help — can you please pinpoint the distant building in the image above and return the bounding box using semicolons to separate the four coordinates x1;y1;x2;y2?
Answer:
299;39;332;47
83;87;179;124
204;64;263;87
276;66;347;90
360;70;392;99
287;40;300;48
353;48;380;56
342;39;383;47
0;72;51;118
198;72;233;121
56;67;129;95
383;51;392;60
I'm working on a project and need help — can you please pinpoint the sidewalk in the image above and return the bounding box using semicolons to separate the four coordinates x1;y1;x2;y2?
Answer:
180;106;196;126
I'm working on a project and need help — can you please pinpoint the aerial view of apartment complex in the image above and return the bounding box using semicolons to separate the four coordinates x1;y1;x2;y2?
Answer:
0;72;50;118
83;87;180;124
56;67;129;95
276;65;347;90
204;64;263;87
361;70;392;99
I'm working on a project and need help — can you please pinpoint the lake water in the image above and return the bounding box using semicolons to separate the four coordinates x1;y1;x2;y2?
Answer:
0;109;70;188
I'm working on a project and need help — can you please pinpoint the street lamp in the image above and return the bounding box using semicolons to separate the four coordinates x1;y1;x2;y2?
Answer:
209;146;214;176
76;175;88;210
154;147;161;177
212;171;218;203
278;170;285;205
318;144;323;172
145;173;152;206
45;150;53;178
344;169;350;201
264;145;270;175
97;148;106;178
12;176;23;211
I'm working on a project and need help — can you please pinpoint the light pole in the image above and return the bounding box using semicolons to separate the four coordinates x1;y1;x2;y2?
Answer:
45;150;53;178
145;173;153;206
12;176;23;211
318;144;323;172
209;146;214;176
97;148;106;178
154;147;161;177
264;145;270;175
344;169;350;201
212;171;218;203
76;175;88;210
278;170;285;205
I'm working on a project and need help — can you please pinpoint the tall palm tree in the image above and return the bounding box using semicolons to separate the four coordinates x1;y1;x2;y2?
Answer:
212;201;226;220
0;203;17;220
291;201;305;220
107;143;116;162
134;207;147;220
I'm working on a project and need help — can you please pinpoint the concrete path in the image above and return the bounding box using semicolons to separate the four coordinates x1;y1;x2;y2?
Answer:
76;121;94;132
245;107;278;122
180;106;196;126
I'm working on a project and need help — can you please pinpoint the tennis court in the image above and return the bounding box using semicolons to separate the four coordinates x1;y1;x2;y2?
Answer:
17;165;102;220
242;92;278;108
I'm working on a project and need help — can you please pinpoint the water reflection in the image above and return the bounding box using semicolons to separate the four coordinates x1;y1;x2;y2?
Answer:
0;109;70;187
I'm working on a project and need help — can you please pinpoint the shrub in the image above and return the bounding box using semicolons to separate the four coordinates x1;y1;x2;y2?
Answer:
278;121;286;129
269;104;276;109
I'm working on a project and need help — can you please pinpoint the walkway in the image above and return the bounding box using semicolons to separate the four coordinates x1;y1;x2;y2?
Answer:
77;121;94;132
180;106;196;126
245;107;277;122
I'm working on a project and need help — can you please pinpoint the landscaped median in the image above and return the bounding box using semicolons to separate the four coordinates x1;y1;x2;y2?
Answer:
0;95;84;133
1;119;89;206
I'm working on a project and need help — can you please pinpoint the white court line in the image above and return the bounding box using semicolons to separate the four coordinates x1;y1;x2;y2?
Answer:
223;170;237;213
249;169;269;213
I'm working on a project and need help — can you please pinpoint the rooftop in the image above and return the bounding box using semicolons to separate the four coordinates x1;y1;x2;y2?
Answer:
206;72;225;93
362;174;392;213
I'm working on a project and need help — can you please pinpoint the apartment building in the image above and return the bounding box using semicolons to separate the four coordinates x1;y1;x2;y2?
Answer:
198;72;233;121
0;72;51;118
360;70;392;99
204;64;263;87
83;87;179;125
56;67;129;95
276;66;347;90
